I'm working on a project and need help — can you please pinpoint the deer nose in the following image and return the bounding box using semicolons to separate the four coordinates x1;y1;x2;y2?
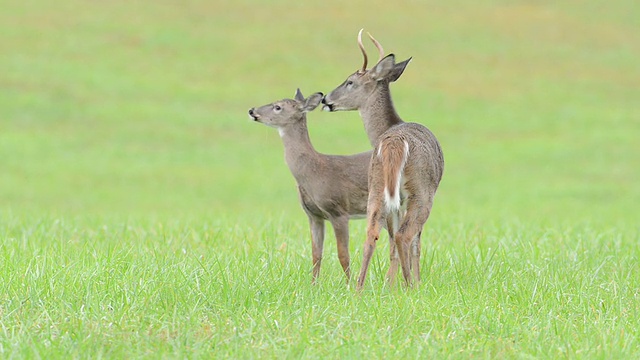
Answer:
248;108;258;120
321;96;334;112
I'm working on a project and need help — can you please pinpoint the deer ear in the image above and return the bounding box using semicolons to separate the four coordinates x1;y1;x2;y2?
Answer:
388;57;411;82
302;92;324;112
294;88;305;102
369;54;396;81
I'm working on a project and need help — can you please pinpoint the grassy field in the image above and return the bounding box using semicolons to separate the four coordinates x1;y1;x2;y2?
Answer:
1;0;639;358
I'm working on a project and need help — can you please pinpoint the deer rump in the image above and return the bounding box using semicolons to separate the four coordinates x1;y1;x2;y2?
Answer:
375;135;410;213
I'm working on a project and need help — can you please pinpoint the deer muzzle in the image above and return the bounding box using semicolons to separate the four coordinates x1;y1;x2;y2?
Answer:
248;108;260;121
321;96;334;112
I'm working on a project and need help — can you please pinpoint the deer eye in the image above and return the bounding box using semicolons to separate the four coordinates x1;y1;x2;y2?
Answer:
273;105;282;112
346;80;353;86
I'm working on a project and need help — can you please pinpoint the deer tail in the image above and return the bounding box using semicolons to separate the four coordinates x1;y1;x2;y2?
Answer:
377;136;409;213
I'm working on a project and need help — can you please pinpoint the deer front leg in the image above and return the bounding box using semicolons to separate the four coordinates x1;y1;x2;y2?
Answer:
330;215;351;284
396;232;411;288
309;216;325;284
385;212;400;287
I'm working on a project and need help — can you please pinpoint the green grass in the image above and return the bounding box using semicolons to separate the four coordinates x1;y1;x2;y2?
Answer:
1;0;640;358
2;217;638;358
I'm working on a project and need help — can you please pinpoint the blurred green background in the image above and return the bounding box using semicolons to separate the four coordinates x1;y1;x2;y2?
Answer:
1;0;638;225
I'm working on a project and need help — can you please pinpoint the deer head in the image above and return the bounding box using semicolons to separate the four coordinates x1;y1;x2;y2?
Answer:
322;29;412;112
249;89;324;128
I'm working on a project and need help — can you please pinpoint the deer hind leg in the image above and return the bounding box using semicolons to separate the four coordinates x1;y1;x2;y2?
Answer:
356;189;386;291
395;199;431;288
330;216;351;284
411;194;434;284
411;230;422;284
309;216;325;284
385;212;400;287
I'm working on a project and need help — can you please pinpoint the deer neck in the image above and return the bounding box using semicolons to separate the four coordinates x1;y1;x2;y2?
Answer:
278;116;319;173
359;83;404;147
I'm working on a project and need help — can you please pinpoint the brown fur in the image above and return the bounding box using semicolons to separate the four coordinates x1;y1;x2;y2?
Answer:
249;90;394;285
379;135;407;204
324;50;444;290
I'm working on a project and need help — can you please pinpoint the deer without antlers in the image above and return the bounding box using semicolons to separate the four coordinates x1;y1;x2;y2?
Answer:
248;89;393;284
322;30;444;290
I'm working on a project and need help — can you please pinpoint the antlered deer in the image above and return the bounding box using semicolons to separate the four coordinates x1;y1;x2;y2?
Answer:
249;89;393;284
322;30;444;290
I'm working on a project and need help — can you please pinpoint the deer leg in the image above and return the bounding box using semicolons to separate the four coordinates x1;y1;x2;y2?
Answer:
309;216;325;284
330;216;351;284
411;194;434;284
396;233;411;288
385;212;400;287
396;199;431;288
357;158;386;291
357;205;384;291
411;230;422;284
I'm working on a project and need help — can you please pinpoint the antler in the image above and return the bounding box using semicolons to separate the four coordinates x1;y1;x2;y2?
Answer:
368;32;384;62
357;29;368;73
